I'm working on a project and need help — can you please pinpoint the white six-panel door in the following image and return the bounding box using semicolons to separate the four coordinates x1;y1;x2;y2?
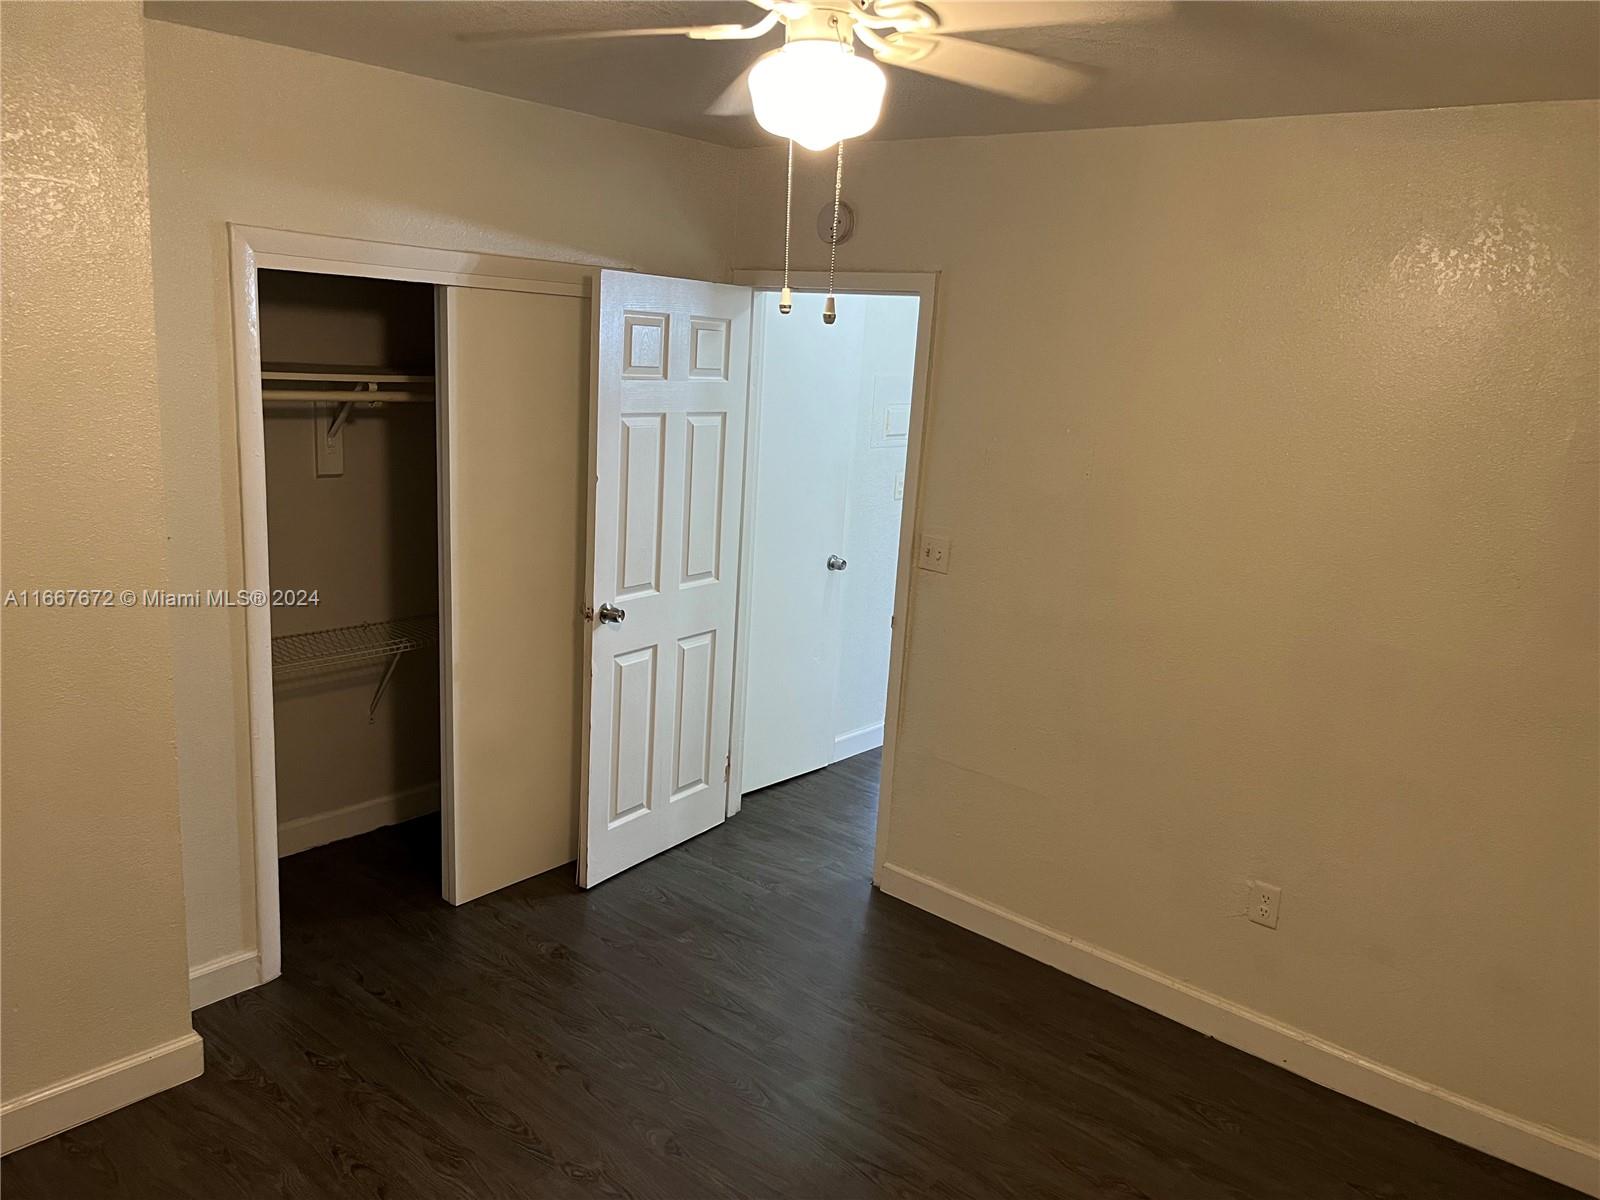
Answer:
581;271;753;886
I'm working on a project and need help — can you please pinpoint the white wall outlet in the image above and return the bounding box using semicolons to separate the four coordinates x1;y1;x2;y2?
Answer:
1247;880;1282;929
313;402;344;477
917;532;950;574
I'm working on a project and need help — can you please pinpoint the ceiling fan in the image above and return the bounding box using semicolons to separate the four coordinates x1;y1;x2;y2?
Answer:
460;0;1100;150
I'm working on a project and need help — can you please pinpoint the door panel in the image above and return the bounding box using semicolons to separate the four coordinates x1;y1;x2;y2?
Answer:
440;286;586;904
582;271;752;887
682;414;727;585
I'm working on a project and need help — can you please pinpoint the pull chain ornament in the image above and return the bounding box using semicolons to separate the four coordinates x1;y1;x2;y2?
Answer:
823;137;845;325
779;138;795;315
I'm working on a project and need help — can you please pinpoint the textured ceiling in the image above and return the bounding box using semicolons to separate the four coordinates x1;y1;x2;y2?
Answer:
144;1;1600;147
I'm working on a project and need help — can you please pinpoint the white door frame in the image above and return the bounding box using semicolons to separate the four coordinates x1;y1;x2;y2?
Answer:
227;224;595;989
728;269;939;883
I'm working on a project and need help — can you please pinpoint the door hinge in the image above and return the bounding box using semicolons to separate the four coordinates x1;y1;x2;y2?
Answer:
724;754;731;782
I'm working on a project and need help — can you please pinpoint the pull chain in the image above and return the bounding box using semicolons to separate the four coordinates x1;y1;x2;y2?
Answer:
823;138;845;325
779;138;795;315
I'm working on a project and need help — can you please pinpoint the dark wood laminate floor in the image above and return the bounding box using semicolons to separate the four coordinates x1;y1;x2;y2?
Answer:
4;750;1581;1199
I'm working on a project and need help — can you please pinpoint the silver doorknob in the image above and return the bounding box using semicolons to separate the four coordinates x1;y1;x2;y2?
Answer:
827;555;847;572
597;602;626;624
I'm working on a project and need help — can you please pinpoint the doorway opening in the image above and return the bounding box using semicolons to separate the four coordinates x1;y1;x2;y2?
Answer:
575;268;935;885
259;270;444;870
737;289;923;796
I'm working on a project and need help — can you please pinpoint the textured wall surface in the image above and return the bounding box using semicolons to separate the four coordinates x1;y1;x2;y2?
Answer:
737;100;1599;1146
140;19;746;969
0;2;195;1101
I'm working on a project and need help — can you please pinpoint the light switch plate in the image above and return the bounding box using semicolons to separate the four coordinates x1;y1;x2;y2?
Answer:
917;532;950;574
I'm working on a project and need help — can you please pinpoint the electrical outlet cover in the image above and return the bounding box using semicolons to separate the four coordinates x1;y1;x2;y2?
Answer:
917;532;950;574
1247;880;1282;929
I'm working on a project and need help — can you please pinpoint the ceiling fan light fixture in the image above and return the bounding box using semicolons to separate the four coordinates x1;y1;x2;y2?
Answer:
748;40;886;152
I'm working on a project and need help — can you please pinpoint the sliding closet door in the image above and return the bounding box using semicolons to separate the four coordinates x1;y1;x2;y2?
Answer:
438;286;587;905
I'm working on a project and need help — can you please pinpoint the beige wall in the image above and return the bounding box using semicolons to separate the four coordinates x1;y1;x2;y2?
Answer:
0;0;197;1118
140;19;745;970
736;101;1599;1147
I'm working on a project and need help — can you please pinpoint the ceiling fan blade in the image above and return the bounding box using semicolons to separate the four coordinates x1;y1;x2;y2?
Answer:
458;24;735;47
915;1;1160;34
891;36;1093;103
707;64;756;117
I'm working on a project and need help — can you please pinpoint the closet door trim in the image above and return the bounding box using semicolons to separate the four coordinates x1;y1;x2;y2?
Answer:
228;224;596;994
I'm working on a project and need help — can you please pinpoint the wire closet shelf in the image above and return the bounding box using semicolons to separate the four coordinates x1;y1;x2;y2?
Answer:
271;615;438;720
271;615;436;675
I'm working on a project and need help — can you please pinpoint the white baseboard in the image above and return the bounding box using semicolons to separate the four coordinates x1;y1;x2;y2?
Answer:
277;781;440;858
188;948;262;1011
833;722;885;762
0;1032;203;1155
876;863;1600;1197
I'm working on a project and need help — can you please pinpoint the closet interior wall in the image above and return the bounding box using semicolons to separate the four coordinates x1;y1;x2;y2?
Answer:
259;270;441;851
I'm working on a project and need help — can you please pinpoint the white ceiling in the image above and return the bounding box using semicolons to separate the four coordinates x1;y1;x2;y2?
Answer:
144;1;1600;147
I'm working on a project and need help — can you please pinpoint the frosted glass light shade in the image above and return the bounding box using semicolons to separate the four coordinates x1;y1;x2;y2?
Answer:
748;41;886;151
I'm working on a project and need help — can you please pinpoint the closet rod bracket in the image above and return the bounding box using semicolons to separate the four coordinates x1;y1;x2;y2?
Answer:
326;382;380;441
327;400;356;441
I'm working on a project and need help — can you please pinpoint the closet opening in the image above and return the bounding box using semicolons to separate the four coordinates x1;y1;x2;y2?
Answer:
259;269;444;879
